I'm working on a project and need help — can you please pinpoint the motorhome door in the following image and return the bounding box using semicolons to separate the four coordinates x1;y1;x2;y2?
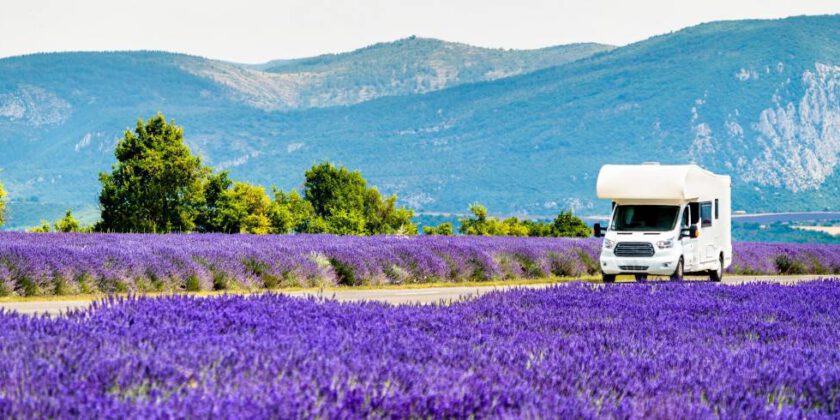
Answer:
698;201;717;265
680;205;699;271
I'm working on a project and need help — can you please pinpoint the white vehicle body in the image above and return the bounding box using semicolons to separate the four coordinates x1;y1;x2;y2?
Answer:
595;163;732;279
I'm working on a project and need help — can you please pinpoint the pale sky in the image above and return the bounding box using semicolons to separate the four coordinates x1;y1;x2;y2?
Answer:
2;0;839;63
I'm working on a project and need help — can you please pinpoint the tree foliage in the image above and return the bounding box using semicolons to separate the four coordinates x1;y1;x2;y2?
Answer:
423;222;453;236
458;204;590;237
54;210;81;233
98;114;207;232
301;162;416;235
550;210;592;238
28;210;89;233
268;189;316;234
194;171;233;233
28;221;52;233
216;182;273;234
459;204;529;236
193;172;274;234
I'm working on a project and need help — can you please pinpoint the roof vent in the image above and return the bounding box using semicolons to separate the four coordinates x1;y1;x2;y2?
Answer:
641;161;660;165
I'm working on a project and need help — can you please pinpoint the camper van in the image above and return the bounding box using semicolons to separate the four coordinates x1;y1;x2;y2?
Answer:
593;163;732;282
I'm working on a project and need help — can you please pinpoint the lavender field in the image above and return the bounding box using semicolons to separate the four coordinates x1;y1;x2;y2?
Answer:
1;233;839;296
0;282;838;417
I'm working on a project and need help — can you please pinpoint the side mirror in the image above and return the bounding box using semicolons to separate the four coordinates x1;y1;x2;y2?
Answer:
680;224;699;239
594;223;605;238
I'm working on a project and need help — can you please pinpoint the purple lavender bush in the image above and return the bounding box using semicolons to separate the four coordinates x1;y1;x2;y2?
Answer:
0;232;838;295
0;233;602;295
0;281;838;417
730;241;840;275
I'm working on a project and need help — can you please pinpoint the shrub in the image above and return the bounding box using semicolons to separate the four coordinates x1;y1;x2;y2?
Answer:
548;253;580;277
329;258;358;286
774;254;807;275
185;275;202;292
576;249;601;275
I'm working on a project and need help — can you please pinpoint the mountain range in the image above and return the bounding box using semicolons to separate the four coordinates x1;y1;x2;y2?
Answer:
1;15;839;229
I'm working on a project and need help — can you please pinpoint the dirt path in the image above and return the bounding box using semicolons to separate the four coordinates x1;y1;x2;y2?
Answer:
0;275;834;316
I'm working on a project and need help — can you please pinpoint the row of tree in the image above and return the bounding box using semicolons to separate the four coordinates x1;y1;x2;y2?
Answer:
28;210;88;233
422;204;591;237
95;114;416;234
0;113;592;237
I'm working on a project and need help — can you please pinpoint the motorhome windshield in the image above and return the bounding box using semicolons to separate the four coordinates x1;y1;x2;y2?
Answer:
611;205;680;232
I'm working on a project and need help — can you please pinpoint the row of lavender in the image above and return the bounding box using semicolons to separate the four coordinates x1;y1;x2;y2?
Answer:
1;282;838;417
0;232;839;295
0;233;603;295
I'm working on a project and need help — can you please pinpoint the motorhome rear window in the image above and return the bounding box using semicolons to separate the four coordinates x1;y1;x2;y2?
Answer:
700;202;713;227
611;205;680;232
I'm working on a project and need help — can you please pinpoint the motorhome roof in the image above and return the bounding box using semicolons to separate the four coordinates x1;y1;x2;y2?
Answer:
596;164;730;201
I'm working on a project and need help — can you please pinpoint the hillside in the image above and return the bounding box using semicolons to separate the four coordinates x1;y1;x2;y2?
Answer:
256;37;614;108
188;38;613;110
2;16;840;228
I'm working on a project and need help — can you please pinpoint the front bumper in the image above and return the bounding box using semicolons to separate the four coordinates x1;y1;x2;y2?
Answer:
600;254;680;276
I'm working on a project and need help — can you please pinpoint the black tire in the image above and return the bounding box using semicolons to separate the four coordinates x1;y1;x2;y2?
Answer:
634;274;648;282
602;274;616;283
670;258;684;281
709;255;723;282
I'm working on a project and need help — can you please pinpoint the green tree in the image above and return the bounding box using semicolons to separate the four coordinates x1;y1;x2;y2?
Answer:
98;114;208;232
503;217;529;237
269;189;316;234
215;182;273;234
0;179;5;227
195;171;234;233
303;162;416;235
423;222;453;235
459;203;487;235
459;204;584;237
551;210;591;237
54;210;81;232
28;221;52;233
363;188;417;235
460;204;514;236
522;219;554;237
304;162;367;219
28;210;90;233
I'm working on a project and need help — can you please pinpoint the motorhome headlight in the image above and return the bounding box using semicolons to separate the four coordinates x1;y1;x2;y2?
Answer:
603;238;615;249
656;237;675;249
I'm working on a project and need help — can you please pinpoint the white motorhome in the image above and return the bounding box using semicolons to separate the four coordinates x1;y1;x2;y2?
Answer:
593;163;732;282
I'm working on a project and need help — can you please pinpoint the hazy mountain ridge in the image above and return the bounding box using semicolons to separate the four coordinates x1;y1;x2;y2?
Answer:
2;16;840;229
181;37;614;110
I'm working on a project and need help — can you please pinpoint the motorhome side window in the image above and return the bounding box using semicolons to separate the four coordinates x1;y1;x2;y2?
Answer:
700;202;713;227
681;207;690;228
714;199;719;219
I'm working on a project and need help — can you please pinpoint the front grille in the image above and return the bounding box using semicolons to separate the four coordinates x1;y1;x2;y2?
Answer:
614;242;655;257
619;265;649;271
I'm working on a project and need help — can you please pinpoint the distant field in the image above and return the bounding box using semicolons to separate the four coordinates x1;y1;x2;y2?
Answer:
794;225;840;236
731;211;840;223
